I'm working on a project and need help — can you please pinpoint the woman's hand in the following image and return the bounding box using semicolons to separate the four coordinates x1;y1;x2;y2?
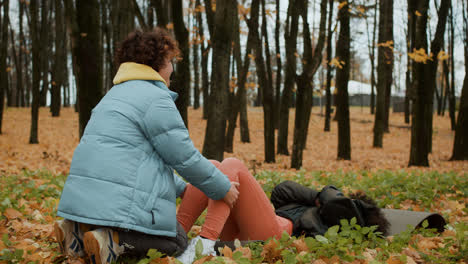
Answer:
223;182;240;208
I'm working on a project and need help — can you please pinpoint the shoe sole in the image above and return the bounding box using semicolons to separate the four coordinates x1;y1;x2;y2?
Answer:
53;222;66;253
84;231;102;264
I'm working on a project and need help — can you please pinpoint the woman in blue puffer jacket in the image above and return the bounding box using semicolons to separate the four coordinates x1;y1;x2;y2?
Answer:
54;28;239;264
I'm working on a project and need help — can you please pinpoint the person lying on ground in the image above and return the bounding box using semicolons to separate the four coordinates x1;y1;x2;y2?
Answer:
53;28;239;264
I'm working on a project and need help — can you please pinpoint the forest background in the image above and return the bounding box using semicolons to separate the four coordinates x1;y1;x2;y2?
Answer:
0;0;467;263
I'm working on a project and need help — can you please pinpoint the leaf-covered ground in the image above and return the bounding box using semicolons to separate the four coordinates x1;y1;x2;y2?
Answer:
0;107;467;263
1;107;467;175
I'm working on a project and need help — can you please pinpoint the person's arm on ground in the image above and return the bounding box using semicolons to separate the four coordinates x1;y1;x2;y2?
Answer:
271;181;320;209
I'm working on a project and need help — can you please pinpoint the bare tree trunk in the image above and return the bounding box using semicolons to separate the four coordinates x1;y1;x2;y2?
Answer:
147;0;154;28
153;0;169;28
29;0;40;143
409;0;449;166
405;1;416;125
253;0;276;163
373;0;393;148
225;4;253;152
18;1;25;107
277;0;299;155
448;3;456;131
324;0;334;132
111;1;134;77
172;0;190;127
426;0;449;154
274;0;281;129
9;23;19;108
193;1;200;110
51;0;65;116
450;46;468;160
367;0;378;115
336;0;351;160
0;0;9;134
291;0;327;169
39;0;50;107
74;0;103;138
450;1;468;160
202;0;236;161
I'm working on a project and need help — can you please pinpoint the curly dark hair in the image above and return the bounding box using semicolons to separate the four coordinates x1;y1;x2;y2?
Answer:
349;191;390;236
115;28;180;72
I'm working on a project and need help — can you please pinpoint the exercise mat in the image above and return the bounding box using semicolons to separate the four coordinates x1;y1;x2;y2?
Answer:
382;209;446;236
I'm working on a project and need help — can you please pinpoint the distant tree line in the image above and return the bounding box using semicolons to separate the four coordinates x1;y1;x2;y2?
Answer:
0;0;466;167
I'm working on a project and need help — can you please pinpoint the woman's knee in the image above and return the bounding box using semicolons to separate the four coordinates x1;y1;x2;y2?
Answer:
220;158;246;170
219;158;250;182
209;160;222;168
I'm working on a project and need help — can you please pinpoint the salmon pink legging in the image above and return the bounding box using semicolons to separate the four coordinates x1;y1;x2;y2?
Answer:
176;158;292;241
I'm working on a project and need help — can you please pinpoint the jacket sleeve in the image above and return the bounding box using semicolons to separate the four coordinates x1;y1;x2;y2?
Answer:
271;181;319;209
141;94;231;200
173;172;187;198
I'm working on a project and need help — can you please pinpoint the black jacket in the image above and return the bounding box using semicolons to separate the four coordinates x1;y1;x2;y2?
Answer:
271;181;371;237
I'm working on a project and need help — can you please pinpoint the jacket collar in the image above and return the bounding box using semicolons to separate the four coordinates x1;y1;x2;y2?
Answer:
113;62;167;85
113;62;178;101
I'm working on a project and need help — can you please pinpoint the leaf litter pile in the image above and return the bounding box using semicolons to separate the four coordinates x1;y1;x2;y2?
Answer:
0;107;467;263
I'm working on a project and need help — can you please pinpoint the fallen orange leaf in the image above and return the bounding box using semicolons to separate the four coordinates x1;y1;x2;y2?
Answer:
4;208;22;220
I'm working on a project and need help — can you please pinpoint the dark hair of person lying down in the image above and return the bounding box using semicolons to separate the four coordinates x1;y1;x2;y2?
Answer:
349;191;390;236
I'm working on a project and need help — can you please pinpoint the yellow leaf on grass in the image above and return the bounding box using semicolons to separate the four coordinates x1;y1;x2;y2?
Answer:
292;238;308;253
4;208;22;220
260;239;282;263
220;245;233;258
234;246;252;259
386;255;403;264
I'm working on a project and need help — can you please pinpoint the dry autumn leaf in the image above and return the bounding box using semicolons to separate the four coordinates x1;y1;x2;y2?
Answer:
260;239;282;263
4;208;22;220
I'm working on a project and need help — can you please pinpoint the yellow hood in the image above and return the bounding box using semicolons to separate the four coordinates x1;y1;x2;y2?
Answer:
113;62;167;86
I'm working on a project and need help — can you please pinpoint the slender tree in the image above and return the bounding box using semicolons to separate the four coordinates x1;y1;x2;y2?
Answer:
172;0;190;126
51;0;65;116
448;2;456;131
247;0;275;162
18;0;25;107
277;0;300;155
29;0;41;143
450;1;468;160
74;0;103;138
366;0;378;115
9;22;20;107
196;0;210;120
225;3;253;152
291;0;327;169
405;1;416;124
335;0;351;160
324;0;334;132
153;0;169;28
373;0;393;148
0;0;9;134
193;2;200;110
274;0;281;129
38;0;50;107
202;0;236;160
408;0;449;166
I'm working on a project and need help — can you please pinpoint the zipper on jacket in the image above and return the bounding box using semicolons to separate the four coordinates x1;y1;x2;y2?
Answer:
151;211;155;225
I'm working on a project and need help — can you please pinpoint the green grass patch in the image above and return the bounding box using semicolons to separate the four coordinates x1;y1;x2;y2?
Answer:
1;169;466;263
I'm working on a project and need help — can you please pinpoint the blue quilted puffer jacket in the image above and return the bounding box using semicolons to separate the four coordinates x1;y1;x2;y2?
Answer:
57;62;231;237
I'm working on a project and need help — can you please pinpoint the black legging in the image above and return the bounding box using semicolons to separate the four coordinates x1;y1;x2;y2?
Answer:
117;222;188;257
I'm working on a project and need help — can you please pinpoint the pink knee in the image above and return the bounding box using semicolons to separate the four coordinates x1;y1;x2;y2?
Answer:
218;158;249;183
210;160;222;168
